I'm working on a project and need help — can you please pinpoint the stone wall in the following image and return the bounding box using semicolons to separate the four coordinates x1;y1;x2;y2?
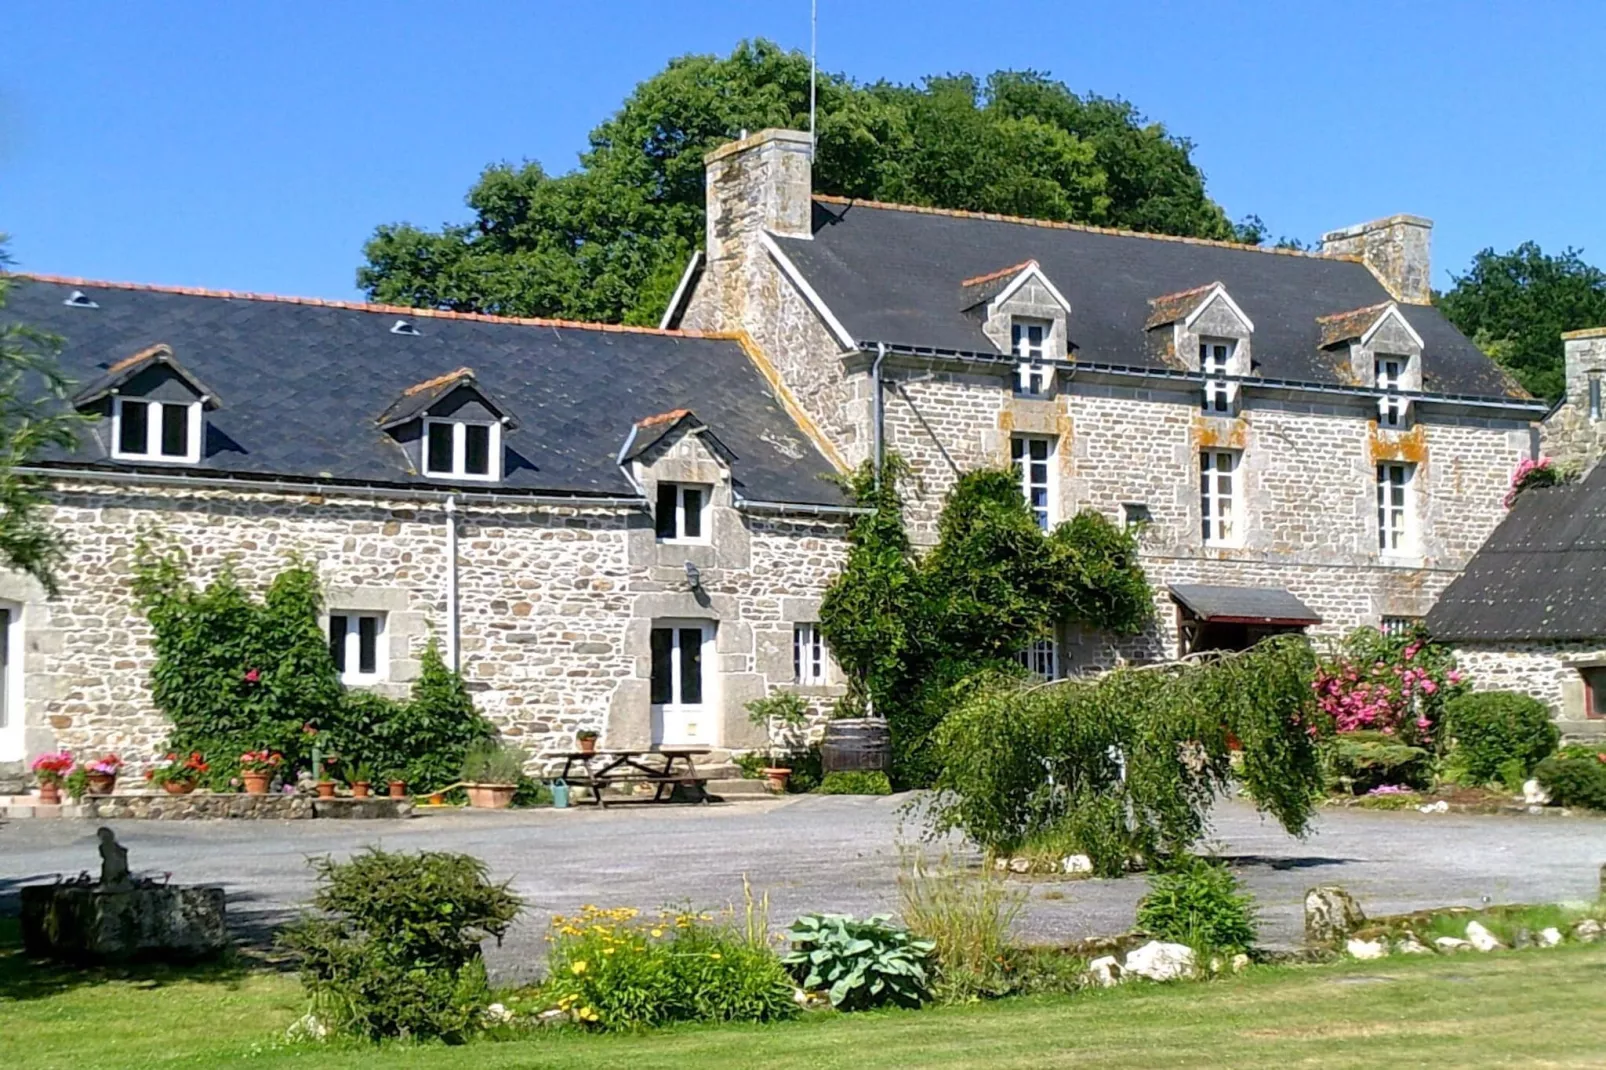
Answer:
1453;641;1606;742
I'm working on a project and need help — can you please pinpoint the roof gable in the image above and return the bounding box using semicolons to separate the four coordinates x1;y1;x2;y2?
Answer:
376;367;519;430
70;343;220;410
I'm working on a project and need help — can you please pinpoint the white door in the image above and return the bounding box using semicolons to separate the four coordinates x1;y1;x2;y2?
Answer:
650;622;714;746
0;604;19;762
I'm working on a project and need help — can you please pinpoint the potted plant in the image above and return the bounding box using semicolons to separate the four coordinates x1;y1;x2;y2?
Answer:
385;771;407;799
30;751;73;805
745;691;810;793
576;728;599;756
83;753;124;795
147;752;208;795
239;750;282;795
462;739;525;809
347;762;374;799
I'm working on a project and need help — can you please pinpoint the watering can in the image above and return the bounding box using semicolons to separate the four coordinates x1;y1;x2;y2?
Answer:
549;779;570;809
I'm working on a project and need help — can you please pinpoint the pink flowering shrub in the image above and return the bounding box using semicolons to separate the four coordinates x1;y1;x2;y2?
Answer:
1312;625;1466;747
1504;456;1569;507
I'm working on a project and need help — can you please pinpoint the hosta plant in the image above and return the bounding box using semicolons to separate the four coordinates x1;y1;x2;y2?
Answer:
783;913;935;1010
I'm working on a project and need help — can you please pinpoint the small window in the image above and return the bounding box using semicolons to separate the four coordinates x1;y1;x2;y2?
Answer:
1010;319;1048;361
1377;462;1413;554
1376;357;1408;429
329;612;386;684
1590;373;1602;422
1379;616;1421;638
111;397;201;464
1010;435;1055;530
1200;340;1235;414
421;418;500;481
1016;637;1058;681
793;624;828;685
655;483;709;542
1580;667;1606;719
1200;450;1239;546
1121;502;1152;530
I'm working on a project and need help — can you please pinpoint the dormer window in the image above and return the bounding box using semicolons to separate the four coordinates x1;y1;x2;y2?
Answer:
1011;319;1048;361
1375;356;1409;429
655;482;710;543
1200;340;1237;414
423;418;500;481
111;397;202;464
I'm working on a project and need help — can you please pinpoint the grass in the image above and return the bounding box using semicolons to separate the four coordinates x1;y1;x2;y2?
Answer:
6;920;1606;1069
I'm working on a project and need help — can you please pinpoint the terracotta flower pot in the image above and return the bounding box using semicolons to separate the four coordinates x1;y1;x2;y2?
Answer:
37;782;61;806
315;781;337;800
466;783;516;809
578;737;598;755
387;779;407;799
351;781;371;799
161;780;196;795
242;772;271;795
763;767;792;793
86;773;118;796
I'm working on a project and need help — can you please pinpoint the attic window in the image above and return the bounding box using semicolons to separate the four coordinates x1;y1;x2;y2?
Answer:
1011;319;1049;361
63;290;100;309
422;418;500;481
655;483;710;543
391;319;422;336
111;397;202;464
1200;340;1236;414
1376;356;1410;428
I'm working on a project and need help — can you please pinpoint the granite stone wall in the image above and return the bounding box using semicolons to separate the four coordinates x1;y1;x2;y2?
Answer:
1452;641;1606;742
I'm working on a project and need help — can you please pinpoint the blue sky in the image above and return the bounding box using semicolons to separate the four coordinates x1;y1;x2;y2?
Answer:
3;1;1602;301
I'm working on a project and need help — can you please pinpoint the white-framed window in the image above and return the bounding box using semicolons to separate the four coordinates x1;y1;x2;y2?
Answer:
650;621;713;745
1011;318;1048;361
1376;356;1408;428
1016;637;1058;681
329;612;386;684
1010;434;1056;530
1200;340;1235;414
1379;615;1421;638
111;397;202;464
1200;450;1239;546
1377;462;1413;555
422;418;500;481
793;623;828;685
655;482;710;543
1590;373;1602;422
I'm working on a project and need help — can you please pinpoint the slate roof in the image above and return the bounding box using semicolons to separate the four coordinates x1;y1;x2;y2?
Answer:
4;276;847;506
776;198;1524;400
1425;466;1606;641
1169;584;1323;626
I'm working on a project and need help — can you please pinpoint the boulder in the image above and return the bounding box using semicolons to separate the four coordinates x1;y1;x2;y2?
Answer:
1123;940;1196;982
1537;927;1564;948
1345;937;1388;960
1008;857;1032;874
1522;778;1551;805
1061;854;1094;876
1465;920;1503;952
1304;886;1366;946
0;759;26;796
1573;918;1601;943
1087;955;1123;987
1230;953;1251;973
1434;936;1471;952
1395;935;1431;955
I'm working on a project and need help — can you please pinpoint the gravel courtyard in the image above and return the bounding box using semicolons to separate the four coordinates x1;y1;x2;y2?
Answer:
4;796;1602;980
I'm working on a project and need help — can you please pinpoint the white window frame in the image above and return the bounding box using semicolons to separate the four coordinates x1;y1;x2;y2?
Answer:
655;482;712;544
793;623;828;685
329;611;387;685
1379;616;1421;638
650;620;715;745
1375;356;1409;429
110;396;203;464
1016;636;1058;681
1200;449;1240;547
1199;339;1237;414
1012;318;1053;397
1010;434;1057;530
421;417;502;482
1377;462;1414;556
1589;372;1602;422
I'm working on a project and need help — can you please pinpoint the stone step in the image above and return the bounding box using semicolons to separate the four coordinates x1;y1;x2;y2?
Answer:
704;777;778;798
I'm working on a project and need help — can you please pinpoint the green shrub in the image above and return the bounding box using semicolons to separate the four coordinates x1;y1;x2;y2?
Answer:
781;743;823;793
1534;745;1606;810
462;739;527;784
818;770;892;795
783;913;935;1010
1322;731;1431;794
897;854;1023;1002
542;905;797;1030
733;751;767;779
1135;857;1258;953
278;848;521;1042
1445;691;1559;783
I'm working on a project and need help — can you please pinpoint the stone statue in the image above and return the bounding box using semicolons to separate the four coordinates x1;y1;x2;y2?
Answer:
96;827;132;890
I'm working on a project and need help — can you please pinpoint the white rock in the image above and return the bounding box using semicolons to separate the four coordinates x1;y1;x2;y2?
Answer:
1396;936;1431;955
1464;921;1503;952
484;1002;514;1024
286;1013;328;1040
1008;857;1032;874
1062;853;1094;875
1087;955;1123;987
1346;937;1388;960
1538;927;1564;947
994;857;1010;871
1230;953;1251;973
1123;940;1196;982
1573;918;1601;942
1522;778;1551;805
1416;800;1450;814
1434;936;1471;952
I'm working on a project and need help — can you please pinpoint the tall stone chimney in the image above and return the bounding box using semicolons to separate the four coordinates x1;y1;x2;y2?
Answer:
1542;327;1606;471
1320;215;1434;305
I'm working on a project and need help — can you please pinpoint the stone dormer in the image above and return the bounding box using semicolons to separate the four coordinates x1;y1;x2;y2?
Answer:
961;260;1073;361
1317;302;1424;428
1145;282;1254;413
1320;215;1434;305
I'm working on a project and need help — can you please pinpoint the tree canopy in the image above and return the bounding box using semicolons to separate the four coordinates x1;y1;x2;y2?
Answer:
1438;242;1606;402
358;40;1261;327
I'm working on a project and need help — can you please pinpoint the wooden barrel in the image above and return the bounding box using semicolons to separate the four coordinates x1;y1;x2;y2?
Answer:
821;718;891;773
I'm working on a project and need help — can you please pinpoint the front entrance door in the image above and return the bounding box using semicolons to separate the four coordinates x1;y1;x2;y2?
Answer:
650;622;714;746
0;605;17;761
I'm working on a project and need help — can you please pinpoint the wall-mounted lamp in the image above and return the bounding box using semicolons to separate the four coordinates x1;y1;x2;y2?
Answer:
684;561;702;591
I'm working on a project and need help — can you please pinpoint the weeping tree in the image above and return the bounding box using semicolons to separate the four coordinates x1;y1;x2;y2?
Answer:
926;636;1324;876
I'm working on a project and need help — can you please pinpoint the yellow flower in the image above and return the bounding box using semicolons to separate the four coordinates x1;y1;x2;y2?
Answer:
602;947;616;955
579;1007;599;1022
570;960;588;975
710;952;722;960
650;928;664;938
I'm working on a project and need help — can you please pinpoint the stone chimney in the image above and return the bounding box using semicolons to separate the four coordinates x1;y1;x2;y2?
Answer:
1320;215;1434;305
1543;327;1606;471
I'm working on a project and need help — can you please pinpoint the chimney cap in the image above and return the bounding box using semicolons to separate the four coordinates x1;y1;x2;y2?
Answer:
1320;214;1433;243
703;128;814;166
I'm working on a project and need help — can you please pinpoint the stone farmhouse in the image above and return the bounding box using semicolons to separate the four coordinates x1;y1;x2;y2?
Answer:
0;127;1549;769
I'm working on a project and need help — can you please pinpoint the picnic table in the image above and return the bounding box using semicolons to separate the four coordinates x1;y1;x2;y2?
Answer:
551;748;710;807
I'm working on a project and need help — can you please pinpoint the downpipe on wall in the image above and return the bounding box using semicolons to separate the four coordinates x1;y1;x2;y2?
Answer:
444;495;459;672
872;342;887;490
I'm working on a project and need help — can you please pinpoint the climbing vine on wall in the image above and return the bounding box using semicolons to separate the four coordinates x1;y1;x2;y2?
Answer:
818;457;1153;786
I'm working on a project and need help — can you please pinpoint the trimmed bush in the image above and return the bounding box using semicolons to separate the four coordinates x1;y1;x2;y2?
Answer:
818;770;892;795
1135;857;1258;953
1322;731;1431;794
279;848;521;1042
1534;745;1606;810
1445;691;1559;783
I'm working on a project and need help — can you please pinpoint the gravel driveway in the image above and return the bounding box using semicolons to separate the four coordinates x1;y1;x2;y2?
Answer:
4;796;1602;980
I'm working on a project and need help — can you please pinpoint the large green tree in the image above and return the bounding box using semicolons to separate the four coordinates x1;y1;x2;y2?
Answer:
1438;242;1606;402
0;240;82;595
359;40;1259;326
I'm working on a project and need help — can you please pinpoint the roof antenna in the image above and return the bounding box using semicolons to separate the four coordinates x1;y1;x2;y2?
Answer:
808;0;818;161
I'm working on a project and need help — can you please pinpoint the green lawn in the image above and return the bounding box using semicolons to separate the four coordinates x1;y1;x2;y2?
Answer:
5;925;1606;1069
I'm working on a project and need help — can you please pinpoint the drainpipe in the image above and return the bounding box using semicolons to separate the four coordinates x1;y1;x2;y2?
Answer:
872;342;887;490
444;495;460;672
